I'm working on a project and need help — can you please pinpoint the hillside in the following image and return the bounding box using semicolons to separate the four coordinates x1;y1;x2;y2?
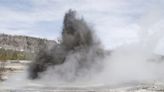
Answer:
0;34;57;60
0;34;56;53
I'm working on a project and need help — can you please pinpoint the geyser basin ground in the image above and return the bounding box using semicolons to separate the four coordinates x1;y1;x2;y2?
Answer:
1;79;164;92
1;67;164;92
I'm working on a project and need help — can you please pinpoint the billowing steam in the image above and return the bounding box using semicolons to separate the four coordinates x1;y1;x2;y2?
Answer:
27;9;164;86
4;9;164;89
28;10;105;81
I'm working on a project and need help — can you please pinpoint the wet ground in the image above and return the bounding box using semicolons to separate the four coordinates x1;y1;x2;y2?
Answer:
1;82;164;92
1;61;164;92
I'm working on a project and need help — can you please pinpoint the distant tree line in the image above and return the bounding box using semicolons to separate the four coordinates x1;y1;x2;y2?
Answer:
0;48;34;61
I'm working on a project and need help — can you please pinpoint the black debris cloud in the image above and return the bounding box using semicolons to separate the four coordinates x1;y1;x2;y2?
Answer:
28;10;105;80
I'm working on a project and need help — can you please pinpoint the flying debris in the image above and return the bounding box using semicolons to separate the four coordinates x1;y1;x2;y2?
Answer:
28;10;105;80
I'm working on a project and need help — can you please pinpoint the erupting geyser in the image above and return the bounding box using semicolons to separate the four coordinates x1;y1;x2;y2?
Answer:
28;10;105;80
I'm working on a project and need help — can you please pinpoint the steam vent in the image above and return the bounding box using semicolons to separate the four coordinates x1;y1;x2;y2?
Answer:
28;10;105;80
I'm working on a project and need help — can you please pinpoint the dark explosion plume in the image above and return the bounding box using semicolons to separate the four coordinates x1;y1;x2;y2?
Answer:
28;10;105;80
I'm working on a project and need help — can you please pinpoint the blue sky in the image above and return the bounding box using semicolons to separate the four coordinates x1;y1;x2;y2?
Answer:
0;0;164;49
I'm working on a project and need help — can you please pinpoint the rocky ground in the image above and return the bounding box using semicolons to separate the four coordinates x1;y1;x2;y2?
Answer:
0;60;30;81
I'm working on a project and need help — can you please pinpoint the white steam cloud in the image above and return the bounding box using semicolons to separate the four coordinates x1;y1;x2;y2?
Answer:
2;6;164;89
